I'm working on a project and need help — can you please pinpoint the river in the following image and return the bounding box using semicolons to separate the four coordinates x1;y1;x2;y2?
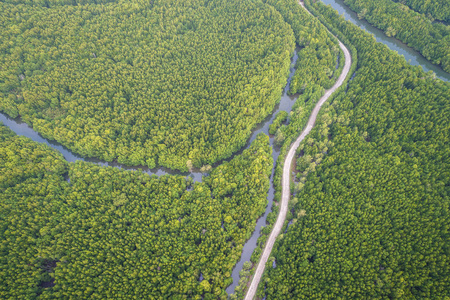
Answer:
1;0;448;296
0;48;300;294
321;0;450;82
0;51;299;184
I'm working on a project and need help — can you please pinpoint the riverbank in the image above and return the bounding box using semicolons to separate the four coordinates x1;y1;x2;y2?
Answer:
321;0;449;81
243;1;352;298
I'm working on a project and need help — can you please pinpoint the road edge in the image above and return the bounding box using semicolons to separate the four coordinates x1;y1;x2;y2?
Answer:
243;2;352;299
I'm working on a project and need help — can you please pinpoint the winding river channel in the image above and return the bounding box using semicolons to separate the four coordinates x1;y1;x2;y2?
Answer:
0;49;300;295
243;0;448;298
322;0;450;82
0;0;449;297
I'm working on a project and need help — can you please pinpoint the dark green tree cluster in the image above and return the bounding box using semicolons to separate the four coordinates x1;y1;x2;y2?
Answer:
390;0;450;22
342;0;450;72
0;124;273;299
269;111;288;135
263;1;450;299
263;0;340;94
0;0;294;171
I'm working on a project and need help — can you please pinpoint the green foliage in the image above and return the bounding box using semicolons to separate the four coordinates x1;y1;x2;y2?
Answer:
342;0;450;72
269;111;288;135
263;0;340;94
264;1;450;298
0;123;67;188
1;0;118;6
266;0;348;213
0;125;273;298
229;1;344;297
0;0;294;170
390;0;450;22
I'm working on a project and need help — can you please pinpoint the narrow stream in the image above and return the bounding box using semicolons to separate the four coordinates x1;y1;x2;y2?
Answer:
320;0;450;82
0;112;205;180
229;0;450;294
0;49;299;294
0;52;299;184
1;0;448;296
224;50;301;294
229;27;346;293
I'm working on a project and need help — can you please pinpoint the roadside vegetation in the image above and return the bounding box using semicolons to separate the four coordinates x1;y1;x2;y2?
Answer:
230;0;344;298
261;1;450;298
263;0;341;94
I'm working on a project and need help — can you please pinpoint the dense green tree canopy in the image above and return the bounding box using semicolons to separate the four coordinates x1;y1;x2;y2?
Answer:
0;124;273;299
263;2;450;299
269;111;288;135
390;0;450;22
341;0;450;72
0;0;118;6
0;0;294;170
263;0;340;94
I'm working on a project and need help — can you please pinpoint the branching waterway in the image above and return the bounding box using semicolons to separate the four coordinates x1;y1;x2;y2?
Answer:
0;49;300;294
243;0;448;298
1;0;448;297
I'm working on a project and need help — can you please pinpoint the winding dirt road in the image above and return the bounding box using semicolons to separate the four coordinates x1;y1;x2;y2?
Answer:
244;2;352;299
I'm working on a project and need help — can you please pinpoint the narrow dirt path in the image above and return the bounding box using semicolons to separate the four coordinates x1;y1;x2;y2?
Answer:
244;2;352;299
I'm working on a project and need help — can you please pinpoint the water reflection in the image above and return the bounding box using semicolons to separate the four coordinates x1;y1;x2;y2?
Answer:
321;0;450;81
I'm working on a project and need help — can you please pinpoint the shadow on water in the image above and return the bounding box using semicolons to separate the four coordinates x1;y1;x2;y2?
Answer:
321;0;450;82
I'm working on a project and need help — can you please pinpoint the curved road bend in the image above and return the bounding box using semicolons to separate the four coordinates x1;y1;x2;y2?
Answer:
244;2;352;299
